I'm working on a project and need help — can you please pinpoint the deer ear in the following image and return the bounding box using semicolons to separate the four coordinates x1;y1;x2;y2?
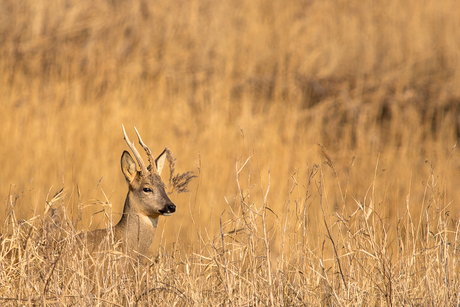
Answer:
121;151;137;183
155;149;167;175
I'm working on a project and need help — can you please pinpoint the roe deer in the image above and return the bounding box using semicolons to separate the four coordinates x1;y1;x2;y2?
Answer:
83;125;176;256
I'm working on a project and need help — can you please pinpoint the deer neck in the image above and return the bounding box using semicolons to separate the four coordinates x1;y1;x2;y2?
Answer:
113;193;159;254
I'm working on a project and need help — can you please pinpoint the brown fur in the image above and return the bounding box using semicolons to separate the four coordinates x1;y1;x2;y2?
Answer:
81;128;175;257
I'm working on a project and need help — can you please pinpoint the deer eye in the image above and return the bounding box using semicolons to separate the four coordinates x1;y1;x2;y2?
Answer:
143;188;152;193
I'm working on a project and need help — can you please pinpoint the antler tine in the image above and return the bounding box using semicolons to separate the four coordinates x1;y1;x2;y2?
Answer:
134;126;155;173
122;124;148;174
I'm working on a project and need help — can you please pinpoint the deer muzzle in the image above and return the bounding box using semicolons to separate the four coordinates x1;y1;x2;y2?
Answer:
160;203;176;216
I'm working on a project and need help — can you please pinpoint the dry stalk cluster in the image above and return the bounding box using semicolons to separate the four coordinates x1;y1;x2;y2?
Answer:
1;151;460;306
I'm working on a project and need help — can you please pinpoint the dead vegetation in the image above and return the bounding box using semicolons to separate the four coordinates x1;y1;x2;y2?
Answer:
2;155;460;305
1;0;460;305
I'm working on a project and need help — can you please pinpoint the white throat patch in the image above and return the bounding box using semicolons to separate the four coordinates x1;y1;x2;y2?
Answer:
149;216;159;228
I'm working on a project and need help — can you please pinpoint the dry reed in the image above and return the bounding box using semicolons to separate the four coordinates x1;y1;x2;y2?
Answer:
1;0;460;305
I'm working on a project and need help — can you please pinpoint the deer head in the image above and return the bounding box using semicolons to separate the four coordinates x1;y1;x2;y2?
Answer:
121;125;176;221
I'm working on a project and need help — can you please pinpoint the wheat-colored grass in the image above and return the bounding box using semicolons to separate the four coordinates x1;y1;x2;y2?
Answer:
1;0;460;305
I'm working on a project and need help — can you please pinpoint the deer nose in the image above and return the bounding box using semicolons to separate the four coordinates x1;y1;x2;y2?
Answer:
159;203;176;216
167;204;176;213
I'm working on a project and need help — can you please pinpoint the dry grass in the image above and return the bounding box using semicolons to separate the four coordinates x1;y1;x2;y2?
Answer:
1;0;460;305
2;158;460;305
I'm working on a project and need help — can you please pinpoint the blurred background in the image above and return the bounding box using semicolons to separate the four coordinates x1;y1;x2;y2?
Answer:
1;0;460;252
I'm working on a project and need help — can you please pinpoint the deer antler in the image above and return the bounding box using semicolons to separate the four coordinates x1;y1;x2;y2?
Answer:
134;127;156;173
122;124;148;175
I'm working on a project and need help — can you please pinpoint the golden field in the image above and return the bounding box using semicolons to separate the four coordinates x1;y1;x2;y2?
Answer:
1;0;460;305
